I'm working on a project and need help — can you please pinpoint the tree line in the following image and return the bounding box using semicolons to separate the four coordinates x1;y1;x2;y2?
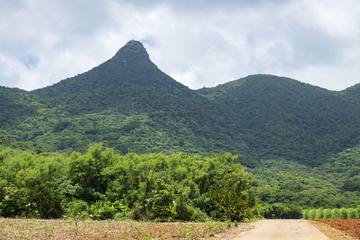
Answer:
0;144;256;221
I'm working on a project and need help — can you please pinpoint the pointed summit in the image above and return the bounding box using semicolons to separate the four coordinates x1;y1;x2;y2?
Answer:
33;38;191;114
112;40;150;64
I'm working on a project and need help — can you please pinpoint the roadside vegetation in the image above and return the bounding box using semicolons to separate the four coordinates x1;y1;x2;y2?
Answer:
0;144;256;221
1;144;360;222
303;208;360;220
253;155;360;219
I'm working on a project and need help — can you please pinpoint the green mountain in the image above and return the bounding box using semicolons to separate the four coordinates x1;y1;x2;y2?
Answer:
33;40;202;114
0;86;36;127
1;41;246;154
198;75;360;165
1;40;360;166
341;83;360;104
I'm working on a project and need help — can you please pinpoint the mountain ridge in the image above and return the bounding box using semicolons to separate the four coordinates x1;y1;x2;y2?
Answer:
2;40;358;93
1;40;360;166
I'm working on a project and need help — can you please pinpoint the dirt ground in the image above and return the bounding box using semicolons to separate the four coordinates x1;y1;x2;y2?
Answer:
311;220;357;240
313;220;360;240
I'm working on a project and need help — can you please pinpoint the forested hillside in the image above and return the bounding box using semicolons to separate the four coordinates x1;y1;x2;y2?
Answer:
0;87;37;127
1;40;360;166
1;40;360;219
198;75;360;165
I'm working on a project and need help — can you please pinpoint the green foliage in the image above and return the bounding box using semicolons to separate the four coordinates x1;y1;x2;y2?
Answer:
207;164;255;221
1;41;360;220
254;158;360;210
3;42;360;167
88;201;116;220
68;144;114;202
64;200;90;220
260;203;302;219
303;207;360;219
0;149;69;218
0;145;256;221
0;87;37;128
198;74;360;165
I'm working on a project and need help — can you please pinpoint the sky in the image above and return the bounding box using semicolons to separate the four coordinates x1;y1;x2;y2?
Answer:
1;0;360;91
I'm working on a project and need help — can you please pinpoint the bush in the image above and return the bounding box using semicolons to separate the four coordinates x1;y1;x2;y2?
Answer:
323;209;332;219
112;200;130;219
348;208;358;219
315;209;324;219
0;186;35;218
64;200;90;220
261;203;302;219
88;201;115;220
333;209;341;219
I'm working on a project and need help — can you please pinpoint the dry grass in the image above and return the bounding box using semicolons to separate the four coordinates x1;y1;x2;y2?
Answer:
0;218;236;240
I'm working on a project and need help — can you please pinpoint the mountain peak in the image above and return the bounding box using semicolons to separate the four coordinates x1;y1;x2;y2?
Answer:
126;40;145;48
112;40;150;63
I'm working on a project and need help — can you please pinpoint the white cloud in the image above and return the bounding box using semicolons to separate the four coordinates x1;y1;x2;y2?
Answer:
0;0;360;90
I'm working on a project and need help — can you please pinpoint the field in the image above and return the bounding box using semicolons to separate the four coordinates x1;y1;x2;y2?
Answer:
0;218;236;240
303;208;360;220
321;220;360;239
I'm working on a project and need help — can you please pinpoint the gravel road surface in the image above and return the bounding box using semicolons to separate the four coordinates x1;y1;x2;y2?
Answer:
234;219;329;240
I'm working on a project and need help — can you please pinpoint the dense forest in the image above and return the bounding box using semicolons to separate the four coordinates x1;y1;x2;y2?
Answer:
0;40;360;220
0;145;256;221
0;144;359;220
2;41;360;166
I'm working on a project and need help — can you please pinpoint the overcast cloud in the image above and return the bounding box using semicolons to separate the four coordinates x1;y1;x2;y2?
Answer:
1;0;360;90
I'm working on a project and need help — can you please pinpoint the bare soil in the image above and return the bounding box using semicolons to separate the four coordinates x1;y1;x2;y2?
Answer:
311;220;356;240
316;220;360;240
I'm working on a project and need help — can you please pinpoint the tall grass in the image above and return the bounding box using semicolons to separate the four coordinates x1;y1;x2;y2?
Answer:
303;207;360;219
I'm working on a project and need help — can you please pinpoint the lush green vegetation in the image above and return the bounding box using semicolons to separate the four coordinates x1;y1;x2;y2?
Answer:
2;41;360;167
253;159;360;209
0;145;256;221
1;40;360;220
1;144;359;221
0;86;37;128
198;75;360;165
252;148;360;218
303;208;360;219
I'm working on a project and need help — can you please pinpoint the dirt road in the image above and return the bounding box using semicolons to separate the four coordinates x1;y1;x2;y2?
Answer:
234;219;329;240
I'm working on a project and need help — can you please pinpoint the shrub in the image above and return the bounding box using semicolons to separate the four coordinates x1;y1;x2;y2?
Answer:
309;209;316;219
262;203;302;219
64;200;90;220
333;209;341;219
323;209;332;219
315;209;324;219
348;208;358;219
303;209;309;219
112;200;130;219
88;201;115;220
0;186;35;218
